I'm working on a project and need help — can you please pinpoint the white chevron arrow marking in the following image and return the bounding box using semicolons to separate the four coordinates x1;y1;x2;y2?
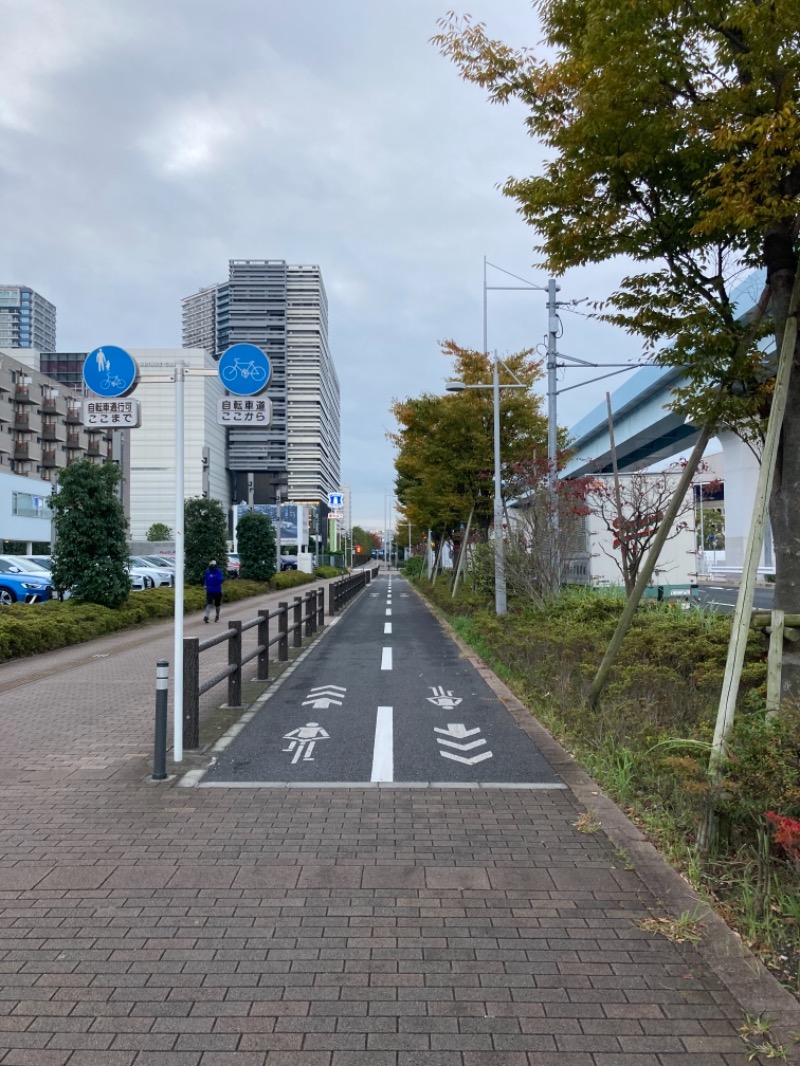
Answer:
436;737;487;752
302;685;346;709
439;749;494;766
434;724;481;739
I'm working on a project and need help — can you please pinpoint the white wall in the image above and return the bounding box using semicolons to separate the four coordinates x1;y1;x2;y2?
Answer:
127;349;229;540
0;470;53;546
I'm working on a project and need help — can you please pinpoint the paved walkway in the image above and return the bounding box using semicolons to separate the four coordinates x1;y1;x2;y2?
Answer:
0;572;799;1065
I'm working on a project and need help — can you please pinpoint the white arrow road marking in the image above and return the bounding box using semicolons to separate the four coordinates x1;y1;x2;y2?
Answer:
302;685;346;709
436;737;487;752
439;749;494;766
371;706;394;781
381;647;392;670
434;724;480;738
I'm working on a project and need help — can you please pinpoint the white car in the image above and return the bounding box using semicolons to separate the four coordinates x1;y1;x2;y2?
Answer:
129;556;175;588
18;554;146;595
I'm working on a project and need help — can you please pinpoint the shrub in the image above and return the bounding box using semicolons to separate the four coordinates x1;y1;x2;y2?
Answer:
314;565;343;579
270;570;315;591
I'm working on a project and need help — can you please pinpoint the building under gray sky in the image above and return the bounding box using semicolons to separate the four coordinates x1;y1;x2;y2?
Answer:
182;260;341;509
0;286;56;352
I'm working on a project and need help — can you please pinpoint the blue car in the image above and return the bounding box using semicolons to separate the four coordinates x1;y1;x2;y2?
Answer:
0;558;54;604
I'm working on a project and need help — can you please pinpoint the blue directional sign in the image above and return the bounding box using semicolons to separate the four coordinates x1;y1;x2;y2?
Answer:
329;492;343;509
218;343;271;397
83;346;138;398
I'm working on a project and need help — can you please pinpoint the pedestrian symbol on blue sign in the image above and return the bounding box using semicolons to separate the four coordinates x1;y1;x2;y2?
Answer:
218;343;271;397
83;346;138;398
328;493;343;509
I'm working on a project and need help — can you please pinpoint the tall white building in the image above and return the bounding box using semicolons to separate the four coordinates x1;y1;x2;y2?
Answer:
181;260;341;510
0;286;56;351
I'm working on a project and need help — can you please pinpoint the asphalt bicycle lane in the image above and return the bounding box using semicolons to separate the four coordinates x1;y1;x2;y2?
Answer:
381;574;562;785
197;571;563;787
200;575;396;785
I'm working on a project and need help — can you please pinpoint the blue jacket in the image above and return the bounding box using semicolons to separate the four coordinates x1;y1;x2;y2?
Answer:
203;565;224;594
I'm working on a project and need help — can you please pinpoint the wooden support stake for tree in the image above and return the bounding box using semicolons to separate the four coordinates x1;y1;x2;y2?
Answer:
451;506;474;597
589;426;712;708
766;609;785;720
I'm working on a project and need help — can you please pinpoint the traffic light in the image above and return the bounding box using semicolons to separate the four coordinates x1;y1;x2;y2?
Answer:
355;545;361;554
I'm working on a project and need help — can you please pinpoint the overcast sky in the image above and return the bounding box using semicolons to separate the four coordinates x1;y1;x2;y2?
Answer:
1;0;646;529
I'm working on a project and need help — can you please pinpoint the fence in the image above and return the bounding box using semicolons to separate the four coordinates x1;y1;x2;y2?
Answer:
181;565;379;749
182;588;324;749
328;565;379;614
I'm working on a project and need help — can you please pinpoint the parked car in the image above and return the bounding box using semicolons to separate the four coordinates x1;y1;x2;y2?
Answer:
280;556;298;571
141;555;176;573
129;556;174;587
0;558;54;604
17;555;146;596
227;554;240;578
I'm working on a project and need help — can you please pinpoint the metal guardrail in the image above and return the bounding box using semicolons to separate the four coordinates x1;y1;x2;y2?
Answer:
182;587;325;749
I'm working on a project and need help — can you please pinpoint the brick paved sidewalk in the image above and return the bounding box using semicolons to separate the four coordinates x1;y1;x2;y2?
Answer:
0;576;798;1065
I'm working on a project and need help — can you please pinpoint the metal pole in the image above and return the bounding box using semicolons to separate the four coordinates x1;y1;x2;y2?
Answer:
173;363;185;762
152;659;169;780
546;279;560;591
493;353;507;615
275;486;281;574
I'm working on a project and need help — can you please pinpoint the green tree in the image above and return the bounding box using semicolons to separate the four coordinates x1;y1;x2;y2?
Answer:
390;342;548;542
435;2;800;679
237;510;276;582
351;526;378;560
146;522;172;542
50;459;130;608
184;497;228;586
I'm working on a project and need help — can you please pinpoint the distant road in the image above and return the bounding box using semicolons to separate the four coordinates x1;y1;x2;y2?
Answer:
696;584;774;613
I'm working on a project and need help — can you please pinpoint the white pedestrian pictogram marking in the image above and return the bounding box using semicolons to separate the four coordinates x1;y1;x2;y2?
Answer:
302;685;346;709
427;686;462;710
434;723;493;765
282;722;330;763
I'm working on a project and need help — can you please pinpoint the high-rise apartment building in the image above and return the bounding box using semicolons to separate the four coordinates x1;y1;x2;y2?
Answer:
181;260;340;508
0;287;56;351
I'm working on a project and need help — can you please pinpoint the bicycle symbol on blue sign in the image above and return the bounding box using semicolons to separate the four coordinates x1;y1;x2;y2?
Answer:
83;346;138;398
218;343;271;396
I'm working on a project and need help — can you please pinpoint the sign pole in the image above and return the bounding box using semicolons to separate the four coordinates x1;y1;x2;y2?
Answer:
173;363;185;762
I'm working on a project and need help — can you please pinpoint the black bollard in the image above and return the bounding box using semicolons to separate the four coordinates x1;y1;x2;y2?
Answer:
152;659;169;780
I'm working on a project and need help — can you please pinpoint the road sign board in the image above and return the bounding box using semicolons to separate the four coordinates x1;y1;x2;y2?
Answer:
217;397;272;425
83;399;141;428
83;346;138;398
218;343;271;397
328;492;344;508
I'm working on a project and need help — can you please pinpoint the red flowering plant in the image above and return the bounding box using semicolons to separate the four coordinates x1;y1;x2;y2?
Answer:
764;811;800;867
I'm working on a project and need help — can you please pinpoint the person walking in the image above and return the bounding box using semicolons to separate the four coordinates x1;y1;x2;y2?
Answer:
203;559;224;623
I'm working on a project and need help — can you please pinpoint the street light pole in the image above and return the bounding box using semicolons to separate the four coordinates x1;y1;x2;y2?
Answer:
492;354;506;615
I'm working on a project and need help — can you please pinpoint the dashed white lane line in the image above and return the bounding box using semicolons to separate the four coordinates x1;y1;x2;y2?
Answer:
384;622;392;634
386;608;392;616
371;706;394;782
381;647;393;670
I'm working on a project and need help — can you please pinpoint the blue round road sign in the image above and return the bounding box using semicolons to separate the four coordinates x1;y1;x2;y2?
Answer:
218;343;271;397
83;346;138;398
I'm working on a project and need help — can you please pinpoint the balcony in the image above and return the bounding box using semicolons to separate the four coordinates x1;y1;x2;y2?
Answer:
41;450;57;468
66;405;82;424
13;411;32;431
86;441;103;457
14;384;37;405
65;433;82;449
41;393;60;414
14;441;30;461
42;421;60;441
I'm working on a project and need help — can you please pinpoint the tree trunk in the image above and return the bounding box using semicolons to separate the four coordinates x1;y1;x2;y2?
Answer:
765;226;800;702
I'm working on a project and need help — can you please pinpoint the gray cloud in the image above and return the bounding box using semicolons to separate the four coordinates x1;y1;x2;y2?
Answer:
1;0;644;527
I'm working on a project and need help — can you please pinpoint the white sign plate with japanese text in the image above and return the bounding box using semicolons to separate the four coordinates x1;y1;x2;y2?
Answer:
83;399;141;428
217;397;273;426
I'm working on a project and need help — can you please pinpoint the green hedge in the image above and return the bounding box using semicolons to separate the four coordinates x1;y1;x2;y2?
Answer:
0;574;318;663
